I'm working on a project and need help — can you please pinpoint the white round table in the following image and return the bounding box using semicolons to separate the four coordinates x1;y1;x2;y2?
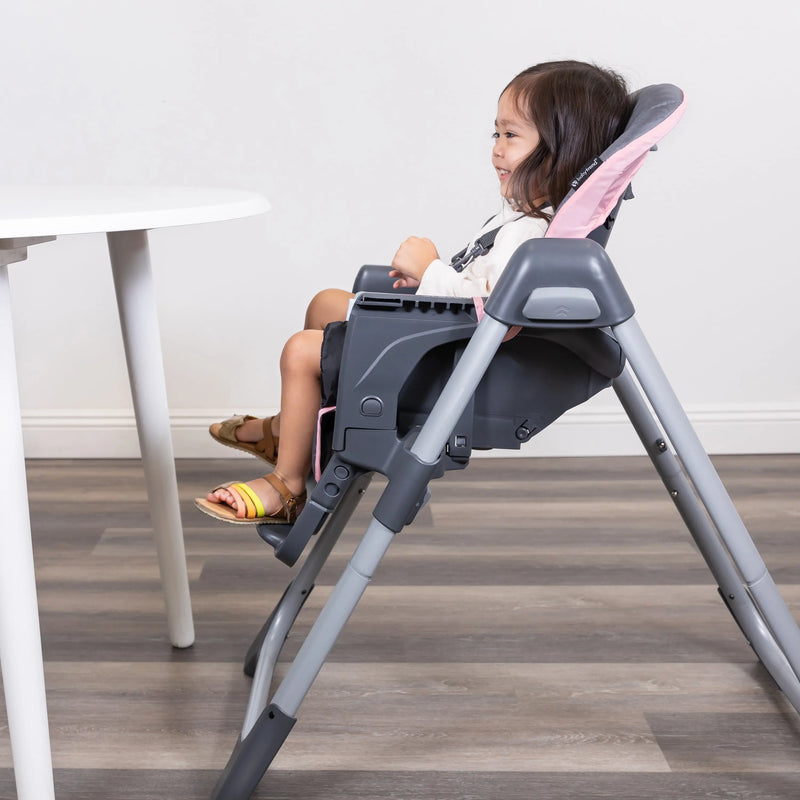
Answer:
0;185;269;800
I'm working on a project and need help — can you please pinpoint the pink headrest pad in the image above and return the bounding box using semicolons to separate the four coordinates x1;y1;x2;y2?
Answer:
546;93;687;240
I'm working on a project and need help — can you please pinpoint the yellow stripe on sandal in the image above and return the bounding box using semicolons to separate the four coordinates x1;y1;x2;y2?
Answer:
233;482;266;519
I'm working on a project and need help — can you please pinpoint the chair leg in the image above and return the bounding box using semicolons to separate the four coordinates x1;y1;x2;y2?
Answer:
240;473;372;731
210;703;296;800
613;332;800;708
242;584;295;679
209;515;397;800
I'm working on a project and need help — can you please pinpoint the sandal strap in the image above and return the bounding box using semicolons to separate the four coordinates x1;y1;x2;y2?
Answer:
218;414;257;442
264;473;305;522
232;482;266;519
254;416;279;460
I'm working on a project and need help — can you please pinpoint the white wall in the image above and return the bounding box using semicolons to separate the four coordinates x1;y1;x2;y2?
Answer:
3;0;799;457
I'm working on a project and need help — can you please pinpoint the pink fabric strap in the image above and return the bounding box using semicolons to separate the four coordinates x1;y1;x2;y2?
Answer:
472;296;521;342
314;406;336;481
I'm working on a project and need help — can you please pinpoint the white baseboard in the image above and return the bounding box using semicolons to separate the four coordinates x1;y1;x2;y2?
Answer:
19;404;800;458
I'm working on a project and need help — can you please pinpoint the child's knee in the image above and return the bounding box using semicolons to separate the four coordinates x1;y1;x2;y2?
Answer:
305;288;351;329
309;288;339;308
281;330;322;375
306;289;337;321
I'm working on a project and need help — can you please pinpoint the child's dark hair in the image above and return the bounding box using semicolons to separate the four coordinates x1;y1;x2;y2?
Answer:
503;60;631;219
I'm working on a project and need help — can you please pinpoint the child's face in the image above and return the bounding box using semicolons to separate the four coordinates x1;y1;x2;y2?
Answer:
493;90;541;199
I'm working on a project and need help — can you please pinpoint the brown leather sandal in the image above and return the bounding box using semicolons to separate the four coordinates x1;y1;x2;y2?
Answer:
194;473;306;526
209;414;279;464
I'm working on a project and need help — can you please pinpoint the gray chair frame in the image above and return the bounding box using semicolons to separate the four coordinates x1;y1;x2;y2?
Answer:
209;237;800;800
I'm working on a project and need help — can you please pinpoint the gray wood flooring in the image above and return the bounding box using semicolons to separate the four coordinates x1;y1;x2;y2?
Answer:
1;455;799;799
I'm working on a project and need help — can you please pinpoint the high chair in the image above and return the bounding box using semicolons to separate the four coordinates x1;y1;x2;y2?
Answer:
209;83;800;799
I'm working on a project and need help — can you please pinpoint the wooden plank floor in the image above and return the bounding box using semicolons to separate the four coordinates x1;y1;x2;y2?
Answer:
1;455;800;799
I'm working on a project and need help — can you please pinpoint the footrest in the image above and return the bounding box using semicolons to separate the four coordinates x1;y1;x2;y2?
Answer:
256;500;329;566
258;459;369;566
255;525;292;551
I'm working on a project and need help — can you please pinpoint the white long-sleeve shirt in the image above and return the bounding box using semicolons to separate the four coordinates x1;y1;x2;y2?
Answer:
416;201;549;297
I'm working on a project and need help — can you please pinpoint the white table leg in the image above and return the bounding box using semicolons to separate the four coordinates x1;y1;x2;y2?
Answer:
107;230;195;648
0;265;56;800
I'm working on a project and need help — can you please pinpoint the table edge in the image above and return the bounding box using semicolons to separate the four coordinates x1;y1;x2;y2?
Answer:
0;192;270;238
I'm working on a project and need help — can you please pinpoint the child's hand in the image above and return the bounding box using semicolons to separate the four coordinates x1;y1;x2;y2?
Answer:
390;236;439;288
388;271;421;289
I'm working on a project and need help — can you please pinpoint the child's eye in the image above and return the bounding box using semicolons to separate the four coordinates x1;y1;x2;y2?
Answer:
491;132;500;139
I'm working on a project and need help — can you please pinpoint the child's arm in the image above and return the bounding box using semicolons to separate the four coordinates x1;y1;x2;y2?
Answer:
413;215;550;298
389;236;439;289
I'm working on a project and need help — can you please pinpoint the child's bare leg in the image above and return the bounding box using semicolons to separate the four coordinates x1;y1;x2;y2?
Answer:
208;329;323;517
304;288;354;331
272;329;324;482
223;288;353;445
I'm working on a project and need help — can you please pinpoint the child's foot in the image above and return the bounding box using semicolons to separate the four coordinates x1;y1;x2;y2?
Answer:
209;415;279;464
196;472;306;525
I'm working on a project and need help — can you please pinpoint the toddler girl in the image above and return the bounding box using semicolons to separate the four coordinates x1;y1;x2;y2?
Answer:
195;60;630;524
